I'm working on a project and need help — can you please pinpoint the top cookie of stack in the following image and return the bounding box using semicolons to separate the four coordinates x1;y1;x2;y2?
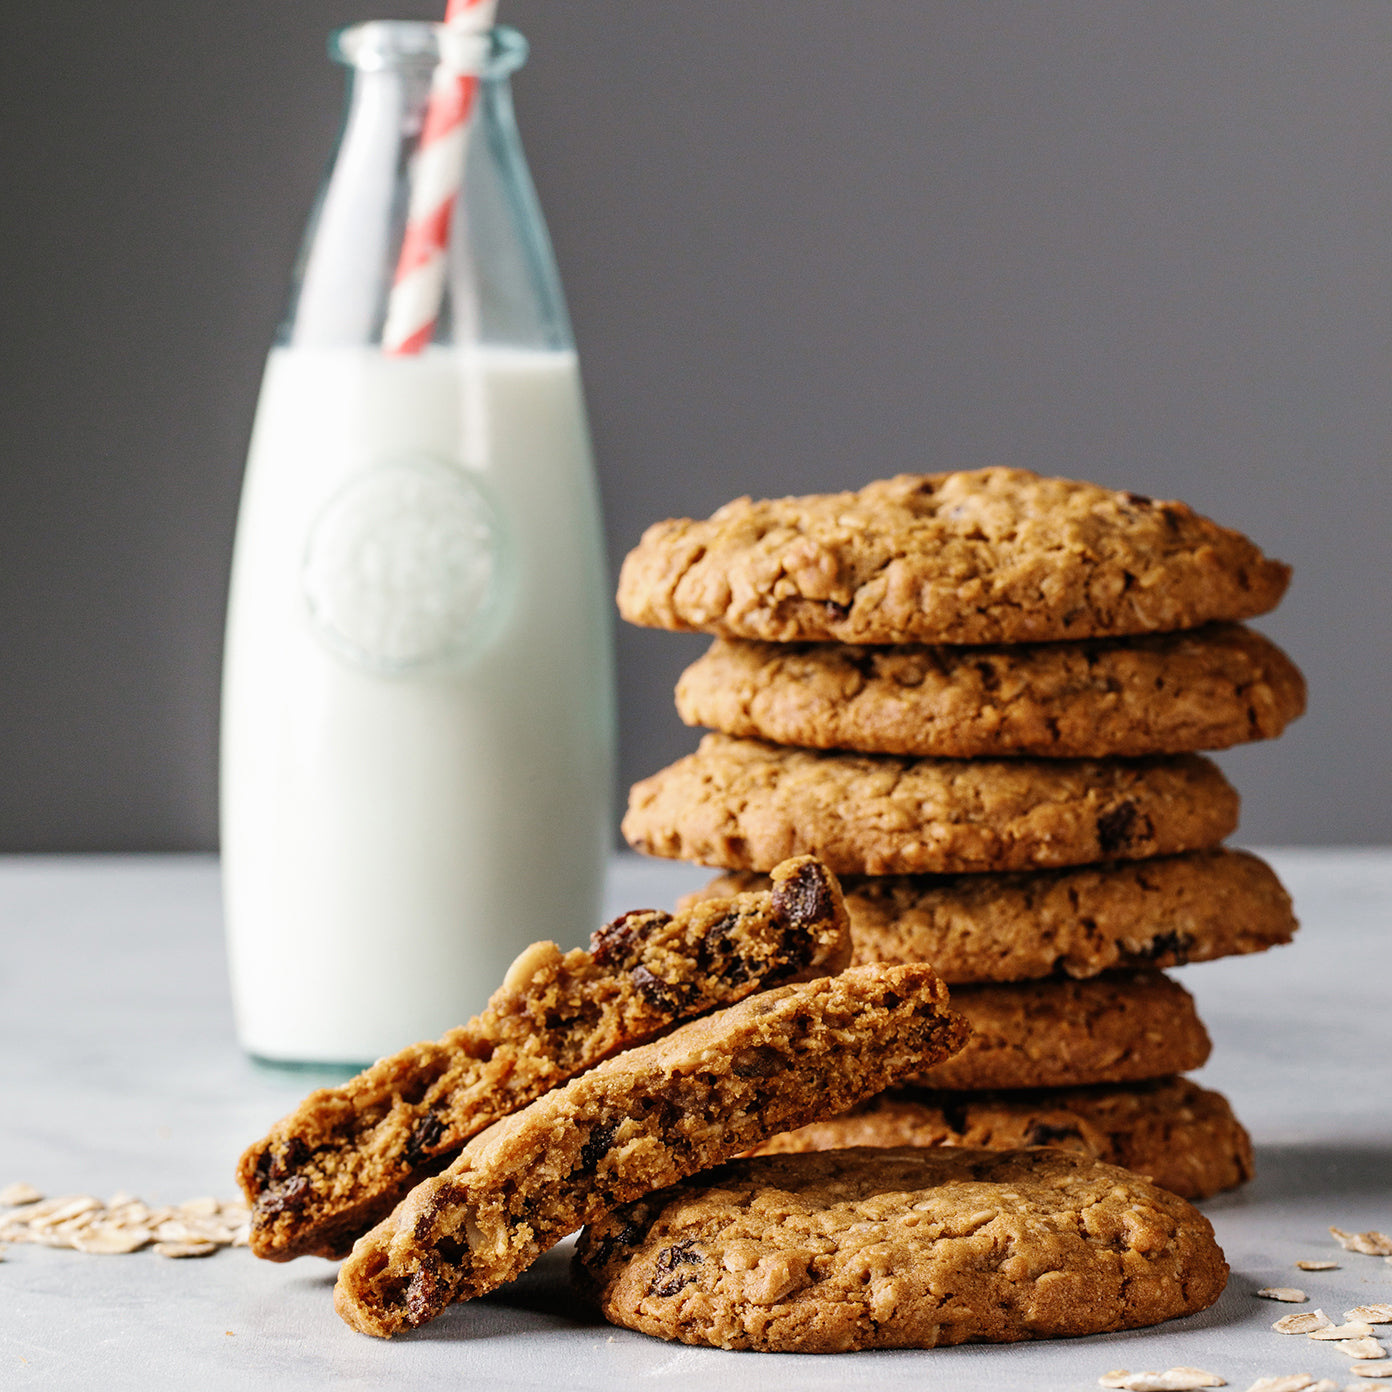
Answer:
618;467;1290;648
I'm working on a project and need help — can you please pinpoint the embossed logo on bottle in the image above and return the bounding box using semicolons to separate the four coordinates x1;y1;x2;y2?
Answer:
302;457;506;672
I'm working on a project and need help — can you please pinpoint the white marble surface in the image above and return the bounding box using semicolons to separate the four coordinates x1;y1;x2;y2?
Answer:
1;850;1389;1390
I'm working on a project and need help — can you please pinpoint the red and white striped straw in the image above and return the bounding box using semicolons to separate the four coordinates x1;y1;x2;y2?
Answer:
381;0;497;356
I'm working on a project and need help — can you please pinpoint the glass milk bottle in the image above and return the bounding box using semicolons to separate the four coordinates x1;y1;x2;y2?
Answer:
221;22;615;1064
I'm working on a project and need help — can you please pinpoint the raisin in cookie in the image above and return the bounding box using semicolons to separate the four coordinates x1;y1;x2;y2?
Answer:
574;1146;1229;1351
624;734;1238;875
676;624;1304;758
239;856;850;1261
617;468;1289;645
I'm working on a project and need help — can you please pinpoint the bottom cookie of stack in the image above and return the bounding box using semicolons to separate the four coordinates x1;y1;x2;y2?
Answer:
574;1147;1230;1352
748;1075;1252;1200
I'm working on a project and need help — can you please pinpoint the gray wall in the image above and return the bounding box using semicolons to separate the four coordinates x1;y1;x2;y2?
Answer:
2;2;1388;851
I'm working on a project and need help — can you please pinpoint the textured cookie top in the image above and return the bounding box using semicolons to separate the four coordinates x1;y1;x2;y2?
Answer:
686;848;1297;984
917;969;1210;1091
618;469;1290;644
238;855;850;1262
334;964;971;1337
574;1146;1229;1352
676;624;1306;758
623;733;1239;875
751;1076;1255;1202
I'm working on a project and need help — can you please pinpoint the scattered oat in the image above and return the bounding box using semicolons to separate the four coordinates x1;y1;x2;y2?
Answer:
153;1241;218;1259
1244;1376;1314;1392
0;1189;245;1257
1299;1262;1341;1272
1276;1311;1334;1335
1331;1230;1392;1258
1349;1365;1392;1380
1348;1308;1392;1327
36;1196;102;1227
1336;1341;1387;1361
0;1183;42;1207
1305;1382;1341;1392
1260;1289;1311;1304
1314;1325;1379;1342
1100;1371;1226;1390
69;1226;152;1256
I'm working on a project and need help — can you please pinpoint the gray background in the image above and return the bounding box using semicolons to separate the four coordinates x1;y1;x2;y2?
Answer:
2;1;1388;851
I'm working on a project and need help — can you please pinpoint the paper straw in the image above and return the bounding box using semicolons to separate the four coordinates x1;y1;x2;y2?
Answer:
381;0;497;355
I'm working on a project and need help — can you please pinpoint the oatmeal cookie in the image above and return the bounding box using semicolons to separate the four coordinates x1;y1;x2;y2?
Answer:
751;1076;1253;1200
675;624;1305;757
574;1146;1229;1351
684;849;1296;984
623;734;1238;875
916;970;1209;1090
617;468;1289;644
239;857;850;1261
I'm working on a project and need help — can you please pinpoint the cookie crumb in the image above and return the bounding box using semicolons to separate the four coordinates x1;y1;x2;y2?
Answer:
1331;1229;1392;1257
1259;1288;1310;1304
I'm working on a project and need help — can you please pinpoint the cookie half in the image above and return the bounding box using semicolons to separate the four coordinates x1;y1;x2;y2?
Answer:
920;970;1210;1090
574;1146;1230;1351
684;848;1296;984
623;733;1239;875
333;964;971;1337
676;624;1305;758
750;1076;1253;1200
239;856;850;1261
617;468;1289;645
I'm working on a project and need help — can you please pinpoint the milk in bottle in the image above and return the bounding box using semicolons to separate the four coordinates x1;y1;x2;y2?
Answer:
221;23;614;1063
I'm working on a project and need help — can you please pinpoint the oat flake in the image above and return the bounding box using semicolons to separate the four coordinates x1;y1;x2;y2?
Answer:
1331;1229;1392;1258
1275;1311;1332;1335
1101;1371;1226;1390
1337;1340;1386;1360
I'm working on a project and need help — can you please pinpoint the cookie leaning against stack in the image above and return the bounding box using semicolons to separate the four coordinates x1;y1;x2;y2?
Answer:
618;467;1303;1205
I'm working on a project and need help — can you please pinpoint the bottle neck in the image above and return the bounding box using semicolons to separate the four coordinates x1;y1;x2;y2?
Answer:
282;23;573;354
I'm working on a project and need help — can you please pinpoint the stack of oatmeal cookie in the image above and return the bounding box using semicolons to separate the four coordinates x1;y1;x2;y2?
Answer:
617;467;1304;1199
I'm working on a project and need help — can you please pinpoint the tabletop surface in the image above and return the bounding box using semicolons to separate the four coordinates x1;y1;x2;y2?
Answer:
2;849;1389;1390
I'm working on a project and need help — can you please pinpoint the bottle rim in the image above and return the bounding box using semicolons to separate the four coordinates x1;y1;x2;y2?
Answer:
329;20;528;79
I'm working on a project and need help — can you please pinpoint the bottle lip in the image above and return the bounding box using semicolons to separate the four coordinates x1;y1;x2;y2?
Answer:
329;21;528;79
